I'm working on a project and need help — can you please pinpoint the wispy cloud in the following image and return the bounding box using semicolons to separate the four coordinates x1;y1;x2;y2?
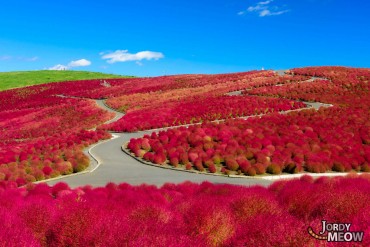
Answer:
48;58;92;70
0;55;39;62
101;50;164;64
238;0;290;17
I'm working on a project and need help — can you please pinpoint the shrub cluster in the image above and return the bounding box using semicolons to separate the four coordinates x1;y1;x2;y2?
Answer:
127;67;369;175
0;175;369;246
38;70;276;99
103;95;305;132
0;86;113;185
128;107;369;175
105;73;308;112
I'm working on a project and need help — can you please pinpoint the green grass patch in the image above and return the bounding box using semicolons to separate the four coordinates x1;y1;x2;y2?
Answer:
0;70;132;91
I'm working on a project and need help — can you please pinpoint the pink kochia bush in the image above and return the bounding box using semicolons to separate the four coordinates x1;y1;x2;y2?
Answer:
0;175;369;246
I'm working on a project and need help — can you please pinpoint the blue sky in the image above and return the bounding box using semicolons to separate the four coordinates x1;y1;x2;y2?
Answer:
0;0;369;76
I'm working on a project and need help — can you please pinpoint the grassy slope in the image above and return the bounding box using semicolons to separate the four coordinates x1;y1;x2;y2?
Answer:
0;70;131;91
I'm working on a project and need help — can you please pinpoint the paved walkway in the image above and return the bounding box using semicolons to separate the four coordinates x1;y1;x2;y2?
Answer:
95;99;125;124
46;131;273;188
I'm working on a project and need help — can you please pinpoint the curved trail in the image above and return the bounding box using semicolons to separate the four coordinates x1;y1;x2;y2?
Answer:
47;131;273;187
95;99;125;124
46;74;333;188
46;103;277;188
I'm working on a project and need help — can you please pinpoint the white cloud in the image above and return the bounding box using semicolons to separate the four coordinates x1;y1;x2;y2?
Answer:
48;64;68;70
48;58;91;70
239;0;289;17
25;56;39;62
68;58;91;67
101;50;164;64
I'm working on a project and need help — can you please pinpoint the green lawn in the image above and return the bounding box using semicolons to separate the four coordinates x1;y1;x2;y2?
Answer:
0;70;131;91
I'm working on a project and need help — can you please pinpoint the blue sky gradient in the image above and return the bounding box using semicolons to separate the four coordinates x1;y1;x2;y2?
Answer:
0;0;369;76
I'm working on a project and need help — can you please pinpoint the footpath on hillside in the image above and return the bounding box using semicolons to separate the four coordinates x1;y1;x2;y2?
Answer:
46;73;347;188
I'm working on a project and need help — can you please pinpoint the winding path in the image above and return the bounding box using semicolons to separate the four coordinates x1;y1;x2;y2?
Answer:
47;131;273;188
46;74;336;188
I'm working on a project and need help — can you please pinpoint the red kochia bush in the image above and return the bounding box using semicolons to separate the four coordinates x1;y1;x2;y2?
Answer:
0;175;369;246
0;207;42;247
42;166;53;176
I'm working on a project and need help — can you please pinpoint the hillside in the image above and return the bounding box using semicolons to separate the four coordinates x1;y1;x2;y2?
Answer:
0;66;369;186
0;70;130;91
0;66;369;245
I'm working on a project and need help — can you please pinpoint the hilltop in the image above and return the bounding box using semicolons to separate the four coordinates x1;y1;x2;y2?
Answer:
0;70;131;91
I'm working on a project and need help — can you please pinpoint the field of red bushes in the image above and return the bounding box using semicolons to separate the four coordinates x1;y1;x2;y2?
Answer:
0;66;369;185
0;88;113;185
0;175;369;246
101;71;309;131
0;66;369;246
103;95;305;132
127;67;370;176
